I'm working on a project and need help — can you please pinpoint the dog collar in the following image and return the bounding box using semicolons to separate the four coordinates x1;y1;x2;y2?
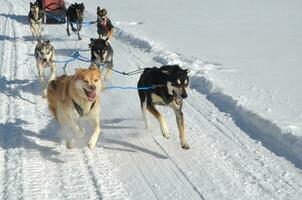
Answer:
72;99;96;117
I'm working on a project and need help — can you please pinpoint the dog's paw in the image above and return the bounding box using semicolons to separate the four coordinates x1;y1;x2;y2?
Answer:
42;90;47;98
88;134;99;149
162;130;170;139
88;139;97;149
66;142;75;149
181;142;190;150
77;127;85;138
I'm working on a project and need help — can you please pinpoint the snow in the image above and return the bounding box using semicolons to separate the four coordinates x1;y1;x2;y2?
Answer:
0;0;302;199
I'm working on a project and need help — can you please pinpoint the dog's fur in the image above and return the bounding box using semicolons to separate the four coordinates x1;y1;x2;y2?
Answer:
47;65;102;149
137;65;190;149
34;39;56;98
96;7;114;40
28;2;43;37
66;3;85;40
89;38;113;80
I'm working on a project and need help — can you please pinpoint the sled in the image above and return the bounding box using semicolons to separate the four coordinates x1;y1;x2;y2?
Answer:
39;0;66;24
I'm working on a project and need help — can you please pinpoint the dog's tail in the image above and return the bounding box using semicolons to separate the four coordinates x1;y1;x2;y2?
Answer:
47;80;58;119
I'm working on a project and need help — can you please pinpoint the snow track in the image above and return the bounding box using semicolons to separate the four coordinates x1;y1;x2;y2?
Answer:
0;0;302;199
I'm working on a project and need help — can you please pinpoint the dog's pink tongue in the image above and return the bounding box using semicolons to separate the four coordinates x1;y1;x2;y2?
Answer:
87;90;96;102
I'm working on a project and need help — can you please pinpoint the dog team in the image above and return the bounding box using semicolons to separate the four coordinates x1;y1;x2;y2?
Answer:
29;1;190;150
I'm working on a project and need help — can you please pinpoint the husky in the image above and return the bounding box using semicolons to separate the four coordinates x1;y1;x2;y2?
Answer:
89;38;113;80
47;65;102;149
66;3;85;40
96;7;114;40
34;39;56;98
28;1;43;37
137;65;190;149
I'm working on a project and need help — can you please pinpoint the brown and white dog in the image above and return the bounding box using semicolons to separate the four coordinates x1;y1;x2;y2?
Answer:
47;65;102;149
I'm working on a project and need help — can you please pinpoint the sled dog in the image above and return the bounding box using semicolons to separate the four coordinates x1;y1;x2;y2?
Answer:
89;38;113;80
28;1;43;37
34;39;56;98
66;3;85;40
137;65;190;149
96;7;114;40
47;65;102;149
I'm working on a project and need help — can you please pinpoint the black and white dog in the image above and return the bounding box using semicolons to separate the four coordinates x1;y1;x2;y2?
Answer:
137;65;190;149
28;1;43;37
66;3;85;40
89;38;113;80
34;39;56;98
96;7;114;39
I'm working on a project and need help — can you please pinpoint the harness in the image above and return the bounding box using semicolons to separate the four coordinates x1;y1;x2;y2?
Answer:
72;99;96;117
97;18;110;32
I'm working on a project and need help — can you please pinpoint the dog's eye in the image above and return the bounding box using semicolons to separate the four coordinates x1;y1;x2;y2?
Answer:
84;80;89;84
94;79;98;82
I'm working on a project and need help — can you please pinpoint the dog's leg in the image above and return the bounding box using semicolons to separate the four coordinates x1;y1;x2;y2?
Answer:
61;126;75;149
141;98;149;129
77;23;82;40
37;64;46;98
30;24;35;37
103;61;113;81
38;22;42;37
88;114;101;149
147;104;170;138
174;108;190;149
68;117;84;138
66;19;71;36
49;62;56;82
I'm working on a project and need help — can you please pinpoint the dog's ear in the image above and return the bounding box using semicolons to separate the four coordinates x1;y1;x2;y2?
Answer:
89;38;95;48
30;2;33;6
97;6;100;11
46;40;50;46
184;69;190;74
89;64;99;71
75;68;84;77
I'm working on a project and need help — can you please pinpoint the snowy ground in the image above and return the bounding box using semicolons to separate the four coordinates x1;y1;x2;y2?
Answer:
0;0;302;199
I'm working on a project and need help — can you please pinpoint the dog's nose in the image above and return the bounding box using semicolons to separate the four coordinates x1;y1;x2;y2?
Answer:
181;88;188;98
90;85;96;90
42;58;47;62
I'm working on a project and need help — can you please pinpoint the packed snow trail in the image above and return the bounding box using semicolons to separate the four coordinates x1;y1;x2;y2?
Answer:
0;0;302;199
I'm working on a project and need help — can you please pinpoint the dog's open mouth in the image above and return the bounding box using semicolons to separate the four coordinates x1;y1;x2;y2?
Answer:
172;90;182;105
84;88;96;102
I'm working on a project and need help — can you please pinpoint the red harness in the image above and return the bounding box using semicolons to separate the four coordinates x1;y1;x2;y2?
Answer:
100;19;109;32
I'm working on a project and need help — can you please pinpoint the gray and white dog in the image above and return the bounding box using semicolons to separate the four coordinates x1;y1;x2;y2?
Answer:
89;38;113;80
34;39;56;98
28;2;43;37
